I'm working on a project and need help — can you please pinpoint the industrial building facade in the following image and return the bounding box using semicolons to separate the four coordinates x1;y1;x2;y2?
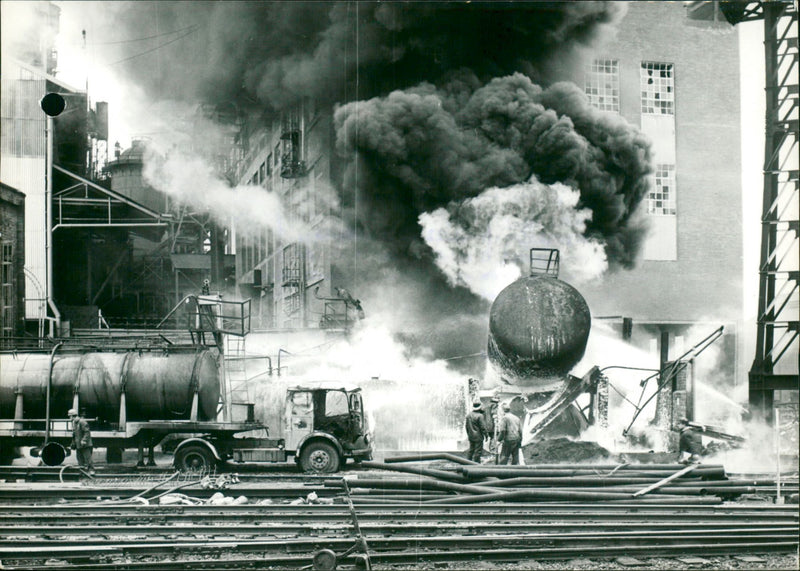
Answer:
574;2;745;396
233;102;345;331
1;1;235;335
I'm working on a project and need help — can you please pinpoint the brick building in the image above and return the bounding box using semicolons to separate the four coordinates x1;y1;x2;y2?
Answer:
0;183;26;343
571;2;744;392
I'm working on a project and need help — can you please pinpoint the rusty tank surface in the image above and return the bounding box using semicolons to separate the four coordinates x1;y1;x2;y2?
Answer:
488;274;591;388
0;348;220;422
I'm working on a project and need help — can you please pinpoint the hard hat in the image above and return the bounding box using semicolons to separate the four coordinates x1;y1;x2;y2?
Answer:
472;401;483;410
67;408;78;416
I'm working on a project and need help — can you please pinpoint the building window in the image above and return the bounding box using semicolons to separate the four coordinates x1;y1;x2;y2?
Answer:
648;164;676;215
585;59;619;112
641;62;674;115
1;242;14;339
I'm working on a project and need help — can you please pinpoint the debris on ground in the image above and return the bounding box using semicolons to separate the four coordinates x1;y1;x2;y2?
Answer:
159;493;199;506
523;437;613;464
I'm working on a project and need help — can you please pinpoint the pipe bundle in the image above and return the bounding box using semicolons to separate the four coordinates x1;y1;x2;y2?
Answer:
325;459;798;504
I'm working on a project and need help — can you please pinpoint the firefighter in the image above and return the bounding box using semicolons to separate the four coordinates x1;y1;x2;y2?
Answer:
68;408;95;475
497;402;522;465
465;401;489;462
677;417;705;464
484;396;500;453
336;287;366;320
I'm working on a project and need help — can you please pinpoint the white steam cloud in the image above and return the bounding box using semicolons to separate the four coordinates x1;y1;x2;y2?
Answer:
419;178;608;300
143;147;330;244
247;321;470;452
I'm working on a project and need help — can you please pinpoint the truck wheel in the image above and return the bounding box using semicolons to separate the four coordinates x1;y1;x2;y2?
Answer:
174;445;215;472
299;442;340;473
0;445;15;466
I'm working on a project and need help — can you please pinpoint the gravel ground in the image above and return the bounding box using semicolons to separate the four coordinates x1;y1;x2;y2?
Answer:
378;553;800;570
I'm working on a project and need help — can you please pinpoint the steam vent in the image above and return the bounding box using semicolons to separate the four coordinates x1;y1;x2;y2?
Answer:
488;275;591;387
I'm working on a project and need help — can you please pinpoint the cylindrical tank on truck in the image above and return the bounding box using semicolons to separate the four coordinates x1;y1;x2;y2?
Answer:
0;346;372;473
0;349;220;422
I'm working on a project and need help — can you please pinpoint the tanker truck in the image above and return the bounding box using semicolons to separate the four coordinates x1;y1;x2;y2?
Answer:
0;343;372;473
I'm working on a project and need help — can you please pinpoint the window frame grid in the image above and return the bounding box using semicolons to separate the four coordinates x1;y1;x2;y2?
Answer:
1;241;13;337
585;58;620;113
641;62;675;115
648;163;677;216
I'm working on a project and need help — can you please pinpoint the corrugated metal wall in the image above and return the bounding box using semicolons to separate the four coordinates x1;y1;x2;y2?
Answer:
1;59;49;320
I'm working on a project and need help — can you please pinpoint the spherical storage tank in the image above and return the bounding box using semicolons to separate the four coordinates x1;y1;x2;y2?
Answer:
0;349;220;422
488;275;591;388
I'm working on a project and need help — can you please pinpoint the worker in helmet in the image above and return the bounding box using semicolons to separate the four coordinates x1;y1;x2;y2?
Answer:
465;401;489;462
677;417;705;464
68;408;95;475
485;396;501;461
497;402;522;465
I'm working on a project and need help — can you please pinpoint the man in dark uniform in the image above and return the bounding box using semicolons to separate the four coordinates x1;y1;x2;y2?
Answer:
465;401;489;462
68;408;95;475
677;417;705;464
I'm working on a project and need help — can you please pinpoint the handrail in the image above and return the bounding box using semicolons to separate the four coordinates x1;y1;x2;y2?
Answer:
157;295;195;329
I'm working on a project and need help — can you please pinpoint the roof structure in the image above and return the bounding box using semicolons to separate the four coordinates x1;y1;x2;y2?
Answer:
52;164;170;240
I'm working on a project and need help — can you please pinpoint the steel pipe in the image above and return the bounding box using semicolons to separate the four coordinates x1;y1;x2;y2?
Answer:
383;453;477;465
471;476;707;487
426;490;727;505
326;478;501;495
460;466;726;479
468;463;725;471
360;461;466;481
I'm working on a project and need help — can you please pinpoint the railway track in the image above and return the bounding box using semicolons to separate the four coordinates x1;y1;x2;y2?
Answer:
1;463;796;569
0;502;795;569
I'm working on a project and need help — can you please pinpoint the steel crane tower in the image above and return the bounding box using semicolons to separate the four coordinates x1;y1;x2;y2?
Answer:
688;1;798;421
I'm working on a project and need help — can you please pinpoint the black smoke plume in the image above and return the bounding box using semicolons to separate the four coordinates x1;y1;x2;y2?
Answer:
100;2;651;367
335;73;651;270
107;2;627;111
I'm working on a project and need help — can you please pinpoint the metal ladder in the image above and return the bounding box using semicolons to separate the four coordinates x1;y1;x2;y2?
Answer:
224;336;251;419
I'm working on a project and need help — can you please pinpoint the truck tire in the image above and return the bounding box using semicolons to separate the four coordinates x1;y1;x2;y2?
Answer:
0;444;15;466
174;444;216;472
299;441;340;473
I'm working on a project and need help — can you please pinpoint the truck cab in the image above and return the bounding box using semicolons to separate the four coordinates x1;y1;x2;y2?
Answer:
171;381;373;473
285;383;372;473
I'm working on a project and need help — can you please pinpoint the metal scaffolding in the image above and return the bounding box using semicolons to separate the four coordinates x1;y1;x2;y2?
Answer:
746;2;799;417
688;1;799;419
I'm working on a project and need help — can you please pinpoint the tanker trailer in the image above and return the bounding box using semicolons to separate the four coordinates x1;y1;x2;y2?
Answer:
0;346;228;466
0;345;373;472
